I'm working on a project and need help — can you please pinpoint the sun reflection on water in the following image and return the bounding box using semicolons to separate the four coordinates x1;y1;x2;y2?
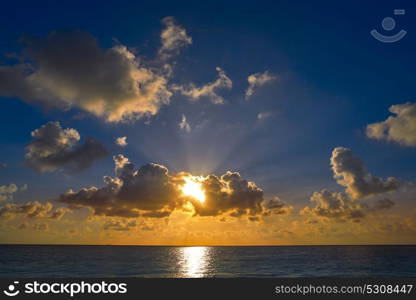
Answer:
178;247;211;278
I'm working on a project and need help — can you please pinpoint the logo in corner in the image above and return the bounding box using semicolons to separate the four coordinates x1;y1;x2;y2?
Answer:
3;281;20;297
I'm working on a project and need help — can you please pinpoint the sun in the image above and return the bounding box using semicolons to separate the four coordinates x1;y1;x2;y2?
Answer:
182;177;206;203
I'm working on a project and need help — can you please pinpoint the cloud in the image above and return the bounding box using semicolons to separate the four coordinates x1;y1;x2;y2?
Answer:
18;222;28;230
262;196;293;216
0;184;18;202
103;219;137;231
302;147;399;221
178;114;191;133
141;211;171;218
158;17;192;60
190;174;290;218
257;112;273;120
25;121;107;173
301;190;396;222
366;102;416;146
57;155;288;220
245;71;276;99
173;67;232;104
189;172;264;217
0;163;7;169
0;201;68;220
372;198;395;210
115;136;128;147
140;223;154;231
58;154;180;218
0;30;173;122
331;147;399;199
49;207;70;220
33;223;49;231
302;190;366;220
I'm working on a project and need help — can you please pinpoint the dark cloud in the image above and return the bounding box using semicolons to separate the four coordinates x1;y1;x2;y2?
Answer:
245;71;276;100
302;147;399;221
366;102;416;147
0;201;68;220
49;207;70;220
0;163;7;169
17;222;28;230
115;136;127;147
141;224;154;231
57;155;288;220
331;147;400;199
0;30;172;122
172;67;232;104
25;121;107;173
262;197;293;216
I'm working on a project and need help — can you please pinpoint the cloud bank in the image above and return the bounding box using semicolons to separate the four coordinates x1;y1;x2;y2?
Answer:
0;201;68;220
115;136;128;147
178;114;191;133
302;147;399;221
57;155;287;220
159;16;192;59
0;184;18;202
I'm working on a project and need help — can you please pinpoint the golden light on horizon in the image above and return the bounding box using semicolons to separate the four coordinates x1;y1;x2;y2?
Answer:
181;177;206;203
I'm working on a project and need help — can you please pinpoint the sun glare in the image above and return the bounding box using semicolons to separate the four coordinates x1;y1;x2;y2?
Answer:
182;177;206;203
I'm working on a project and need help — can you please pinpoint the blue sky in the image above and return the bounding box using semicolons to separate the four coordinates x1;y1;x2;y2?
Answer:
0;0;415;244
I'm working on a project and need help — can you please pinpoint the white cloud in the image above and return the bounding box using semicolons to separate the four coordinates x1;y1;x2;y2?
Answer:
173;67;232;104
115;136;128;147
103;219;137;231
159;17;192;60
245;71;276;99
178;114;191;133
366;102;416;146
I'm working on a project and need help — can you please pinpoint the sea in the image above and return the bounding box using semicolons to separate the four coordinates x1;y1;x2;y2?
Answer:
0;245;415;278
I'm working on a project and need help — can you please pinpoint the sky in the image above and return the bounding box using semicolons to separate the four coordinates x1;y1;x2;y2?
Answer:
0;0;416;245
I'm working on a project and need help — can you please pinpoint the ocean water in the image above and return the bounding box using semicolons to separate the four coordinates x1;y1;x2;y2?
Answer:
0;245;415;278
